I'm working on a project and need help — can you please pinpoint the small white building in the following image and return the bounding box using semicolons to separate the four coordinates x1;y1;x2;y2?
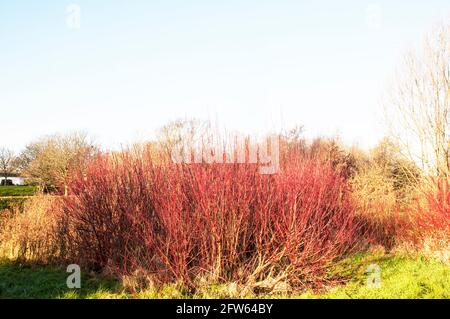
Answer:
2;176;26;186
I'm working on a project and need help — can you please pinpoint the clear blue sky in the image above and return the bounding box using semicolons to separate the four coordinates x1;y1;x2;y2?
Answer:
1;0;449;152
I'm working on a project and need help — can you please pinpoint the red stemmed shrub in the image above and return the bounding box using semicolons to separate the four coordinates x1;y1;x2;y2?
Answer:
405;178;449;246
59;146;369;292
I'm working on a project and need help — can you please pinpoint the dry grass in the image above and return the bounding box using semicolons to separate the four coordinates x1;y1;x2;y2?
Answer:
0;195;62;263
350;166;401;248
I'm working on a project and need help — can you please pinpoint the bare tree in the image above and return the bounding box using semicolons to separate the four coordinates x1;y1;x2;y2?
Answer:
0;148;16;185
387;22;450;177
157;118;214;160
20;132;97;194
158;119;211;148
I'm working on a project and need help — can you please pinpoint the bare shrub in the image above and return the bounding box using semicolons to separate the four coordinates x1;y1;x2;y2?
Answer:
58;146;369;293
405;178;449;258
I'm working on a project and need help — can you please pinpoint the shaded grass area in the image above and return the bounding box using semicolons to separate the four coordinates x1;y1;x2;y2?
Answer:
0;254;448;299
0;261;121;299
0;186;38;197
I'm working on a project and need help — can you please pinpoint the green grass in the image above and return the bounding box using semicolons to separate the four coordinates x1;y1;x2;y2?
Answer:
0;253;448;299
295;254;450;299
0;261;122;299
0;186;37;212
0;186;38;197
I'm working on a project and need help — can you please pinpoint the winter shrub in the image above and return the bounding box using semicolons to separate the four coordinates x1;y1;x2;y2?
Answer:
406;178;449;249
58;146;369;292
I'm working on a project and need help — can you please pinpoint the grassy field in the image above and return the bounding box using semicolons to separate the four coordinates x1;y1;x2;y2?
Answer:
296;254;450;299
0;262;120;299
0;186;38;197
0;186;37;212
0;253;448;299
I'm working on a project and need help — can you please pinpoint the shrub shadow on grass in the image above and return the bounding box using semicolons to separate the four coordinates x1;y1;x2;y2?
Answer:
0;260;122;299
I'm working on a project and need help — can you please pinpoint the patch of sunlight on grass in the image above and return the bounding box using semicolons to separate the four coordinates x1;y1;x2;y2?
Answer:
294;255;450;299
84;289;129;299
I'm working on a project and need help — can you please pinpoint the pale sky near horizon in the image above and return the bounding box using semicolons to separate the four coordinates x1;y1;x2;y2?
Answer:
1;1;449;152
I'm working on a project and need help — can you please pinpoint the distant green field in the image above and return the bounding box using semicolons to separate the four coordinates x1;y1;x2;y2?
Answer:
0;186;38;197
